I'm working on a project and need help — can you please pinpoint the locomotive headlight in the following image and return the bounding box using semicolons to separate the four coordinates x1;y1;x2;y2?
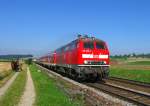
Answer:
104;61;107;64
84;60;88;64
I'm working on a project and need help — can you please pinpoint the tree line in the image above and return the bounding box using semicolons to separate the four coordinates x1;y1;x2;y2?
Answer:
0;54;33;60
111;53;150;58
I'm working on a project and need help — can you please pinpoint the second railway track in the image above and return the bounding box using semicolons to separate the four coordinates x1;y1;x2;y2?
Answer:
108;77;150;88
105;77;150;94
86;82;150;106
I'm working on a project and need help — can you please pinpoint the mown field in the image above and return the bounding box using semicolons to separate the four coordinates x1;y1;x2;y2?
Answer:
0;62;11;72
110;58;150;83
0;62;13;87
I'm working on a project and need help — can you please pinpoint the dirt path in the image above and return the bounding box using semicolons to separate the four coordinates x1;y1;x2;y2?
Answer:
0;72;19;97
18;67;35;106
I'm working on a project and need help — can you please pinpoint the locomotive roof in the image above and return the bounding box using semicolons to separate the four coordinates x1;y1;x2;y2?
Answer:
79;37;105;43
40;36;106;58
55;36;106;52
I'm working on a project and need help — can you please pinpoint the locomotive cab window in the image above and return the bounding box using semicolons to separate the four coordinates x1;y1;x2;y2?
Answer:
84;41;94;49
96;42;106;49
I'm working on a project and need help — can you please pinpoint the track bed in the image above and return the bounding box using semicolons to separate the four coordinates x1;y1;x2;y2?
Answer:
86;82;150;106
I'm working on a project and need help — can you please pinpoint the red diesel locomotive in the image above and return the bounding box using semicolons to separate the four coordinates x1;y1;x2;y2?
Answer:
38;35;110;81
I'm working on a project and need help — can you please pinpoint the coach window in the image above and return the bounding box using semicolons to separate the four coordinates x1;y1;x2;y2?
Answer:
64;46;69;51
70;43;73;50
62;47;65;52
73;43;76;49
56;49;60;53
58;48;63;53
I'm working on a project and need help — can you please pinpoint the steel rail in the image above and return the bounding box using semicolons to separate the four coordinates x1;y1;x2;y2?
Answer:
108;77;150;88
86;82;150;106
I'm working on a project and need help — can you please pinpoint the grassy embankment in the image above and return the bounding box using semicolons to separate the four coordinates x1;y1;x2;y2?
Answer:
110;60;150;83
0;68;27;106
30;64;81;106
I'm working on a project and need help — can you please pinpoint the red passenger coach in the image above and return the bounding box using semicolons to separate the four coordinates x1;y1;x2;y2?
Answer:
38;35;110;82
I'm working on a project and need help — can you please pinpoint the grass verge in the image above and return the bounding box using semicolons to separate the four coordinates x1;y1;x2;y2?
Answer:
30;64;81;106
110;67;150;83
0;70;27;106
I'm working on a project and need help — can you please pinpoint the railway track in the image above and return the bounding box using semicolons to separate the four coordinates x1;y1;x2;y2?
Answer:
108;77;150;88
86;82;150;106
105;77;150;95
37;63;150;105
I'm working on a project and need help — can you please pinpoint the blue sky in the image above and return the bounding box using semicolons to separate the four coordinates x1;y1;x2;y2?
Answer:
0;0;150;56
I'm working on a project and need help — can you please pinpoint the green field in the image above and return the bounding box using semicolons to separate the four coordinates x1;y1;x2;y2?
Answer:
110;58;150;83
110;67;150;83
127;61;150;65
30;64;81;106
